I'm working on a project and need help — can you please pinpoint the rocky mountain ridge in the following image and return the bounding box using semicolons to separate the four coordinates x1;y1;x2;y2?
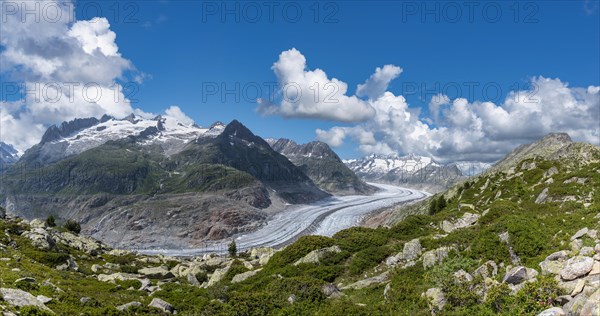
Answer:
266;138;376;195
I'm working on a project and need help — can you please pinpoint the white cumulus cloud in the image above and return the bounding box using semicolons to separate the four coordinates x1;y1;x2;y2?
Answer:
356;64;402;100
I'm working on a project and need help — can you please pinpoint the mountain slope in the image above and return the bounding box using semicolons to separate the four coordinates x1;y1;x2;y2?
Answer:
1;133;597;315
0;118;327;248
345;154;465;193
267;138;377;195
0;141;20;170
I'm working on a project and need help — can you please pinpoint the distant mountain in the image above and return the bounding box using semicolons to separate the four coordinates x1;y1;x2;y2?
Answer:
487;133;574;173
0;116;328;249
344;154;465;193
0;142;20;168
266;138;377;195
19;114;217;166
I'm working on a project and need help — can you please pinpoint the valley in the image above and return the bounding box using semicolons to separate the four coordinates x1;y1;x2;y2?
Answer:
141;183;429;256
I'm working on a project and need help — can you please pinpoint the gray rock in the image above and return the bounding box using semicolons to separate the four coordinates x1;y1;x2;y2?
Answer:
572;228;589;241
422;287;446;313
536;307;565;316
321;283;343;299
340;271;390;290
546;251;570;261
54;231;104;255
560;256;594;280
21;228;55;250
187;272;200;286
402;239;422;261
570;239;583;253
474;261;498;279
503;266;537;285
441;213;480;233
453;270;473;283
288;294;296;304
580;288;600;316
250;247;275;265
535;188;549;204
580;247;595;256
540;260;567;275
422;247;453;269
0;288;52;312
29;219;47;228
587;230;598;239
293;246;341;266
117;301;142;311
14;277;36;284
563;292;588;315
544;167;558;178
36;295;52;304
97;272;142;283
138;266;174;279
149;298;175;314
231;269;261;283
204;263;232;287
383;283;391;300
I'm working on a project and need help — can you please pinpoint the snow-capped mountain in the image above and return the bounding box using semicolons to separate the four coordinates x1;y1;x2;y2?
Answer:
344;154;463;193
0;142;21;166
344;153;440;175
21;114;226;165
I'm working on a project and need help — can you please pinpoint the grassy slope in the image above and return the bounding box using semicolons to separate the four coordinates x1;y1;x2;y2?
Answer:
1;145;599;315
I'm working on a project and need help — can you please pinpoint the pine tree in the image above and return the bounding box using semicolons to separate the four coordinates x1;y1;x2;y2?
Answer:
228;240;237;257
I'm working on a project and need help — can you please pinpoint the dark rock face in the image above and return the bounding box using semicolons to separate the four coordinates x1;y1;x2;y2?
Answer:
267;138;376;195
0;142;20;168
40;117;101;144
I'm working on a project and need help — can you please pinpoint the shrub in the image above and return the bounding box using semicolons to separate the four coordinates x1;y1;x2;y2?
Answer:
45;215;56;227
64;219;81;234
228;240;237;257
333;226;389;253
348;246;391;275
267;235;334;268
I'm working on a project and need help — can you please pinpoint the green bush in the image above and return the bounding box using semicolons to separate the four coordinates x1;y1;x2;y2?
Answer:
348;246;391;275
45;215;56;227
64;219;81;234
267;235;334;268
333;226;389;253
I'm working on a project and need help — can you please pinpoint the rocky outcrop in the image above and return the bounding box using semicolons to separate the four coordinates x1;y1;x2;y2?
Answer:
149;298;175;314
440;212;480;233
502;266;538;285
422;246;454;269
0;288;53;312
560;256;594;281
422;287;446;314
231;269;261;283
294;246;341;266
340;271;390;290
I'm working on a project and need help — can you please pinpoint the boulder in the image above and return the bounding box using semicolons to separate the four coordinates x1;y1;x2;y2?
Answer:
117;301;142;311
503;266;537;285
205;263;232;287
0;288;52;312
321;283;343;299
571;228;589;241
231;269;261;283
422;287;446;313
293;246;341;266
138;266;174;279
473;261;498;279
546;251;570;261
187;272;200;286
97;272;142;283
571;279;586;296
560;256;594;281
580;247;595;257
536;307;565;316
535;188;549;204
250;247;275;265
149;298;175;314
590;261;600;276
441;213;480;233
422;246;453;269
21;228;55;250
29;219;47;228
570;239;583;254
340;271;390;290
540;260;567;275
453;270;473;283
580;288;600;316
563;293;588;315
402;239;422;261
55;231;103;255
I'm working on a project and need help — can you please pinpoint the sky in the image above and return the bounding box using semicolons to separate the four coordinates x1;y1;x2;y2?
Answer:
0;0;599;162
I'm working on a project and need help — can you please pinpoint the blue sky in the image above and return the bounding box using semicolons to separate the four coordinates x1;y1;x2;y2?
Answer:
1;0;599;160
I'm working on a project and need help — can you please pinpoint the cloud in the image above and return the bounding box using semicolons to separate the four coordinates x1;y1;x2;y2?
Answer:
316;76;600;163
165;106;194;125
257;48;375;123
356;64;402;100
0;0;140;151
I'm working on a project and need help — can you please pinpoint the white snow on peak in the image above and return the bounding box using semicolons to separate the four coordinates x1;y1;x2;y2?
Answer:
48;114;223;158
344;153;438;174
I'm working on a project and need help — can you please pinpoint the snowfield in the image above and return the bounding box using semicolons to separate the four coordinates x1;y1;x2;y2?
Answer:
141;183;429;256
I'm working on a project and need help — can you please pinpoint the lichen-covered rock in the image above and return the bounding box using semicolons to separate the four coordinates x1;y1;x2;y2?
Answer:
293;246;341;266
422;287;446;314
231;269;261;283
340;271;390;290
21;228;55;250
580;288;600;316
536;307;565;316
422;247;453;270
441;213;480;233
138;266;174;279
402;239;422;261
0;288;52;312
503;266;537;285
474;261;498;279
560;256;594;280
117;301;141;311
571;228;589;241
149;298;175;314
